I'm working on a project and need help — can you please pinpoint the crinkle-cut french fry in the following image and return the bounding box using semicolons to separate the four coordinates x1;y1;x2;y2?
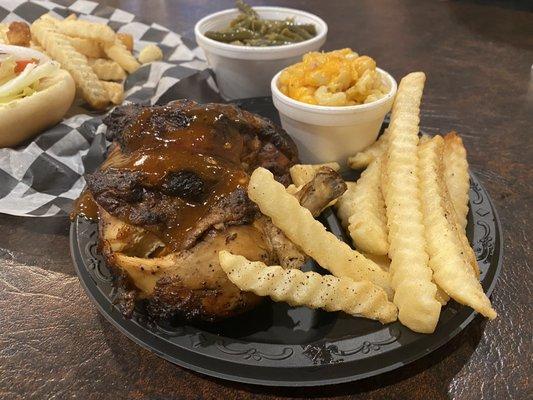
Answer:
419;134;431;144
290;162;340;187
348;128;391;169
248;167;393;297
348;131;431;171
443;131;470;232
67;36;106;59
435;134;479;277
31;16;109;109
88;58;126;81
419;136;496;319
104;38;140;73
285;184;299;195
219;251;398;323
382;72;441;334
101;81;124;105
363;253;390;271
335;181;357;228
347;157;389;255
58;19;115;43
39;14;60;26
29;40;45;53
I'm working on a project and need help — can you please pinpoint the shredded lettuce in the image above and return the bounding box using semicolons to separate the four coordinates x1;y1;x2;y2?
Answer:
0;56;16;84
0;84;37;104
0;60;59;99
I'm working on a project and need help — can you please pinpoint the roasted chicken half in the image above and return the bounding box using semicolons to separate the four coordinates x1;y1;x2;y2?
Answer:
79;100;345;322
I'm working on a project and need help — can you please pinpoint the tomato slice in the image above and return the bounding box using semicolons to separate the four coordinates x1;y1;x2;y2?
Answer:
14;59;36;73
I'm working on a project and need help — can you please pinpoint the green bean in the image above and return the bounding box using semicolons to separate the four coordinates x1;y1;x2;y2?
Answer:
246;38;277;46
236;0;258;18
206;1;317;46
265;32;295;43
235;18;252;30
229;14;247;27
204;28;256;43
298;24;317;35
292;26;313;40
249;19;263;32
267;20;294;31
280;28;303;42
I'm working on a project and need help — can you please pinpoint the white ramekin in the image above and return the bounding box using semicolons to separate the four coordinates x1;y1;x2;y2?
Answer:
271;68;398;166
194;7;327;99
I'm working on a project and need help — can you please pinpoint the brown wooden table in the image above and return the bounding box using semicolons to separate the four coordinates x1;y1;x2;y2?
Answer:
1;1;532;399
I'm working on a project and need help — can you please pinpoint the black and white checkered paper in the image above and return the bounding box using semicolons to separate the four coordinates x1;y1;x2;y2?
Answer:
0;0;208;216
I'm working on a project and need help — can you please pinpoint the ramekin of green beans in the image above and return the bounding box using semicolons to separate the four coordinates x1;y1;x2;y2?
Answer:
204;1;318;47
195;1;327;99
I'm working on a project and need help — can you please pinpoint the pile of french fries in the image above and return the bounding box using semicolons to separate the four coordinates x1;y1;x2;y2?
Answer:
0;14;163;109
219;72;496;334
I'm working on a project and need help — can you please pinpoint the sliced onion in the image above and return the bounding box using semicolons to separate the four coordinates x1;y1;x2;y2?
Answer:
0;44;50;63
0;60;59;98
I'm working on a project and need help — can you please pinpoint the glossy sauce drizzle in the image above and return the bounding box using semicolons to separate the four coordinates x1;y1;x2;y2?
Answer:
75;103;251;252
70;189;98;221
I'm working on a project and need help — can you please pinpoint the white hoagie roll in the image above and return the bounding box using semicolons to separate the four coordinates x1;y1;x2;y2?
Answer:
0;45;75;147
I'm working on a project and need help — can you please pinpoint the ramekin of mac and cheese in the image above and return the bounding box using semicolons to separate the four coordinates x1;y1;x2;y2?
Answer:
271;49;397;165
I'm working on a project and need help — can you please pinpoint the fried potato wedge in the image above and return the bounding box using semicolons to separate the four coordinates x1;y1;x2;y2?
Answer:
419;136;496;319
248;167;392;296
31;16;109;109
382;72;441;333
344;157;389;255
348;128;391;169
219;251;398;323
443;131;470;231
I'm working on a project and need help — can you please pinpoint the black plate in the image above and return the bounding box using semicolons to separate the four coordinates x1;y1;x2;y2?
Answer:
70;95;502;387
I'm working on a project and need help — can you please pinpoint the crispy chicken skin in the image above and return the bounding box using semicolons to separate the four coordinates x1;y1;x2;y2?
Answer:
86;100;299;321
81;100;346;322
99;209;273;320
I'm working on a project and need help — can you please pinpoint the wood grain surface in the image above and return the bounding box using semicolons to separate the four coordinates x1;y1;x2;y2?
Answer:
1;1;532;399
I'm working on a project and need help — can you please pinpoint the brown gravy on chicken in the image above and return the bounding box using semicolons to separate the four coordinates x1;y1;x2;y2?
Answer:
71;189;98;221
75;104;251;252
